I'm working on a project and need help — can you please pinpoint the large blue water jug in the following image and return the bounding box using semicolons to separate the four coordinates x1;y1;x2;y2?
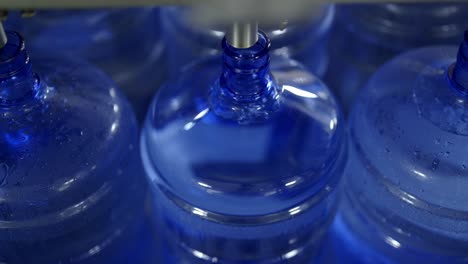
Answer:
326;3;468;113
141;29;346;263
0;30;154;264
162;6;334;78
330;31;468;263
11;9;165;122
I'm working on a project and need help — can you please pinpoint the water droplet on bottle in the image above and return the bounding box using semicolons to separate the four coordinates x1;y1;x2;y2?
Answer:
385;148;390;153
434;138;441;145
431;158;440;171
17;151;25;160
413;150;422;160
462;164;466;170
444;141;454;147
26;114;34;122
80;130;84;136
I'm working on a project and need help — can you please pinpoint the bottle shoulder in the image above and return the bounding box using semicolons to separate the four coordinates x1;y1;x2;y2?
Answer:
18;8;162;62
336;3;468;50
349;45;468;214
0;56;139;202
142;56;346;216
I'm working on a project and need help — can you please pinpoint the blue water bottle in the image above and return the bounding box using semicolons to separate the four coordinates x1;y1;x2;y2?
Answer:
162;6;334;78
141;24;346;263
0;28;153;264
329;31;468;263
326;3;468;113
12;9;165;122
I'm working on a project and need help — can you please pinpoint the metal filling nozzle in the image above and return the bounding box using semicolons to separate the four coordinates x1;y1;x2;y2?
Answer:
226;21;258;49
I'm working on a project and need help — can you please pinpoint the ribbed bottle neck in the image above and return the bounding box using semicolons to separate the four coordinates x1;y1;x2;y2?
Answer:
210;31;279;122
0;31;37;107
449;31;468;96
220;31;273;98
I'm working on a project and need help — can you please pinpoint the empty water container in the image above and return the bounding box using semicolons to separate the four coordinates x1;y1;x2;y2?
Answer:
326;3;468;113
162;6;334;78
331;31;468;263
0;30;153;263
13;9;165;122
141;27;346;263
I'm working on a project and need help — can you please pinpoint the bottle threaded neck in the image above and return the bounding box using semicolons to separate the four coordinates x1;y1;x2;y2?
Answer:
220;31;272;97
0;32;30;77
210;31;279;122
0;31;36;106
449;31;468;95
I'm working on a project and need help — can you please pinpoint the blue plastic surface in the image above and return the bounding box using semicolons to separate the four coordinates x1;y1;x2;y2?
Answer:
161;6;334;78
331;32;468;263
326;3;468;113
8;9;166;122
0;31;153;263
141;31;346;263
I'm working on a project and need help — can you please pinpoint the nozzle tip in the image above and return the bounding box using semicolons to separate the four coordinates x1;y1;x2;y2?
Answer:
226;22;258;49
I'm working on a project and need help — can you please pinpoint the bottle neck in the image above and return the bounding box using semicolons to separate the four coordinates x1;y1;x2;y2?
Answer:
449;31;468;96
220;32;273;98
210;31;279;122
0;31;38;107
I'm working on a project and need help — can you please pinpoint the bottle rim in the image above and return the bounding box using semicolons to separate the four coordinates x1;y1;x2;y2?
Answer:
221;31;271;60
0;31;29;79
